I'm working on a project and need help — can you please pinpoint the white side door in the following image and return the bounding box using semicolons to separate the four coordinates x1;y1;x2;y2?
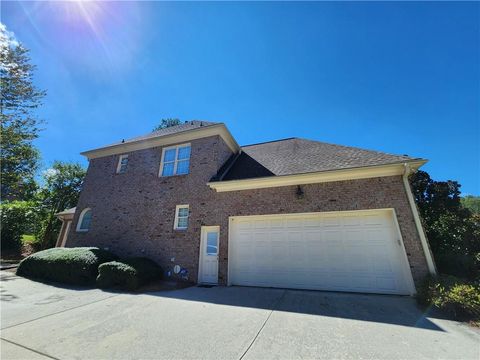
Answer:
199;226;219;284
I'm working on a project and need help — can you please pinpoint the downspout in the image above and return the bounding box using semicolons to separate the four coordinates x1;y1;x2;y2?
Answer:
402;163;437;275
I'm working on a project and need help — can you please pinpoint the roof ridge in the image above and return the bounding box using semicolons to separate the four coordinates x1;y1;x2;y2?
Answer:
241;137;297;148
242;137;414;159
150;120;218;135
293;137;417;160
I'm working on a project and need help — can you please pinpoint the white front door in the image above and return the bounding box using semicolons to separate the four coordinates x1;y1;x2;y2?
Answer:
199;226;219;284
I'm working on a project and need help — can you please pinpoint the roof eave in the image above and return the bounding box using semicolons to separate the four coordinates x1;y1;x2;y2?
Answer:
81;123;240;159
208;159;427;192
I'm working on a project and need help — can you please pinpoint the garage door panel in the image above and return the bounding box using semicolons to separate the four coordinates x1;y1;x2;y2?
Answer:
303;217;322;227
322;216;342;227
375;276;398;291
348;250;371;272
344;229;364;244
343;216;362;227
323;230;342;244
230;211;412;295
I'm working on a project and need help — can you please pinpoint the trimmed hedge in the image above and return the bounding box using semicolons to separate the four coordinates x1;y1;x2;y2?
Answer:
17;247;117;285
96;257;163;291
417;275;480;322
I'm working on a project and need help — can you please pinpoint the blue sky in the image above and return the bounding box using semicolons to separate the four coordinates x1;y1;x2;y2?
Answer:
3;1;479;194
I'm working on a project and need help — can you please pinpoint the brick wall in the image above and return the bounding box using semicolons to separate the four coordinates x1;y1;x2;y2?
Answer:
68;135;429;287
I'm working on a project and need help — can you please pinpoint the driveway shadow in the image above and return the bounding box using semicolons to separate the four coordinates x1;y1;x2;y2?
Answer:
147;285;445;332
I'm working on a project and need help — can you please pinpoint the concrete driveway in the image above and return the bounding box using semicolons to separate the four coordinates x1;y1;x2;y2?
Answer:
1;271;479;360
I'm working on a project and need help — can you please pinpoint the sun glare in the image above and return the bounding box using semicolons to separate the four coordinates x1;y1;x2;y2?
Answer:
54;1;106;28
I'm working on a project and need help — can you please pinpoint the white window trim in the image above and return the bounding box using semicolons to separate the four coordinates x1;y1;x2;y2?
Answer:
159;143;191;177
116;154;129;174
76;208;92;232
174;204;189;230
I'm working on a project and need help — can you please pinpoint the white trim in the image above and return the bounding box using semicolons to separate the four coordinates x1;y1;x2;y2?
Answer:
116;154;129;174
227;217;233;286
60;221;71;247
173;204;189;230
81;123;240;159
402;164;437;275
198;225;220;284
208;160;427;192
159;143;191;177
227;208;416;295
76;208;92;232
228;208;395;221
390;209;417;295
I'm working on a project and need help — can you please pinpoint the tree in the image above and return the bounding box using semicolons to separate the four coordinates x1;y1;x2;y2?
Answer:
152;118;181;131
1;23;46;201
410;170;480;278
0;200;36;252
35;161;86;249
462;195;480;215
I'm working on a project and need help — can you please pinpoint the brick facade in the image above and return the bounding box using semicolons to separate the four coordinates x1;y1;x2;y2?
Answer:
67;135;430;287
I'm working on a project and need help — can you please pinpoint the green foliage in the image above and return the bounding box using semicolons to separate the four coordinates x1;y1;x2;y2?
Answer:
417;276;480;321
21;234;36;243
17;247;117;285
1;24;46;201
152;118;181;131
0;201;37;251
35;161;86;249
410;171;480;278
96;257;163;291
462;196;480;215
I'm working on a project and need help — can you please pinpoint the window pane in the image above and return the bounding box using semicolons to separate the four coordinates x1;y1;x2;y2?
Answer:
177;146;191;160
162;162;174;176
80;210;92;230
118;156;128;173
178;207;189;217
177;217;188;229
206;232;218;255
207;245;217;255
176;160;190;175
163;148;176;162
119;158;128;173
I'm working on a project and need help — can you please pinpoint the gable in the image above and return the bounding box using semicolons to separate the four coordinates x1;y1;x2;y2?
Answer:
81;121;239;160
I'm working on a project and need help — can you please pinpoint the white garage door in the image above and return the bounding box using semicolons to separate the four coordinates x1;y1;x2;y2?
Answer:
229;210;414;295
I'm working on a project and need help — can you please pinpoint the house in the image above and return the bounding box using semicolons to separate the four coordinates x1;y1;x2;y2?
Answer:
56;120;436;295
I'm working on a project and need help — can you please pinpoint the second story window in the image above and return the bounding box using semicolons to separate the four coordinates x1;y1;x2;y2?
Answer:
116;154;129;174
160;144;191;177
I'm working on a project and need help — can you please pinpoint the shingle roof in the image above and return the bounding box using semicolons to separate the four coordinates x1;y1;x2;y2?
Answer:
107;120;219;147
215;138;422;181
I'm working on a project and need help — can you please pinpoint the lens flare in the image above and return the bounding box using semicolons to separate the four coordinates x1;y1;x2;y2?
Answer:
15;1;144;75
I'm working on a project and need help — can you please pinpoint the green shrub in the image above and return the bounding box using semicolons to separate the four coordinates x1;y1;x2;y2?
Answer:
417;275;480;321
0;201;37;251
435;253;479;280
96;257;163;291
17;247;117;285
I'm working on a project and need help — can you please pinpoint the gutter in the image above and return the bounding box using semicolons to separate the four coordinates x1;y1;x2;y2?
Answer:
208;159;427;192
402;163;437;275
